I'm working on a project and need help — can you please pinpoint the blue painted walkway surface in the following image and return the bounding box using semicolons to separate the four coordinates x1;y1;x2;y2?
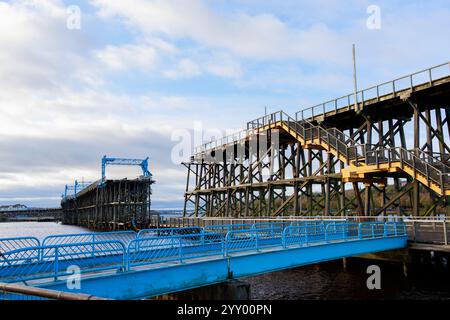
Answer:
0;220;408;299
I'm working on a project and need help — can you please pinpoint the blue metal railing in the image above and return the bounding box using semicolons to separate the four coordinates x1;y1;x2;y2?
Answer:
0;221;407;283
42;230;137;247
0;237;40;256
0;240;126;282
137;227;202;238
128;232;224;267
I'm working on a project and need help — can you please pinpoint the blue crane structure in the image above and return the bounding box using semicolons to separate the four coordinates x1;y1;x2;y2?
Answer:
63;156;152;198
101;156;152;183
61;155;154;231
63;180;93;200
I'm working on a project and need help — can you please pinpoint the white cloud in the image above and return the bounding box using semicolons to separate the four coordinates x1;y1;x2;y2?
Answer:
162;58;201;79
90;0;347;62
96;44;158;71
204;53;242;78
94;37;178;72
0;1;99;91
161;54;242;79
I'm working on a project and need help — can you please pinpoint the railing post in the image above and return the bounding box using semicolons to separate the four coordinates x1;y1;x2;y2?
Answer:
221;237;226;257
388;148;391;165
200;229;205;245
400;148;404;169
358;223;362;239
224;233;229;257
119;243;126;272
125;242;131;271
375;150;379;168
343;222;347;240
36;245;42;262
178;239;183;263
346;146;349;164
92;234;96;258
282;228;287;248
54;247;59;280
443;222;448;245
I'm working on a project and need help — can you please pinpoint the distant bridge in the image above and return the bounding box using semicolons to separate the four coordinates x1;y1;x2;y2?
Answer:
0;208;61;221
0;220;407;299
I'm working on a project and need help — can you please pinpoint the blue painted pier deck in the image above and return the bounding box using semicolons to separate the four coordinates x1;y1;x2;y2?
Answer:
0;221;408;299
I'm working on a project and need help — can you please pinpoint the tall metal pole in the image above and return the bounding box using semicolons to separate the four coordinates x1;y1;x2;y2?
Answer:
352;44;359;112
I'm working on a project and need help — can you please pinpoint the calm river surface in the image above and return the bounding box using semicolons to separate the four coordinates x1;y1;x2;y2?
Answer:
247;258;450;300
1;222;449;300
0;221;89;240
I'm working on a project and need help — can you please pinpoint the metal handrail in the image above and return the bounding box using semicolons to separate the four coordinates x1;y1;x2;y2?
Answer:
194;110;355;159
0;240;127;282
363;146;448;192
0;282;108;300
42;230;137;246
194;110;289;155
246;111;359;162
410;148;450;173
296;62;450;121
137;226;202;238
193;127;252;155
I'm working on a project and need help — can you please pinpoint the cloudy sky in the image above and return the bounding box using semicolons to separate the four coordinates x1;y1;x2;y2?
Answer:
0;0;449;209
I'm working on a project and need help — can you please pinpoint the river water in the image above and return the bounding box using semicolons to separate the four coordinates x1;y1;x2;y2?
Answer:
0;221;89;240
247;258;450;300
1;222;449;300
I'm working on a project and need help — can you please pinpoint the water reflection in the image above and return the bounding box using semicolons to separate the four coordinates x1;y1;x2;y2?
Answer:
247;258;450;300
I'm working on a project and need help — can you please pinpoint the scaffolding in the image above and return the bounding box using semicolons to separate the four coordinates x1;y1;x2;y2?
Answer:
184;62;450;218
